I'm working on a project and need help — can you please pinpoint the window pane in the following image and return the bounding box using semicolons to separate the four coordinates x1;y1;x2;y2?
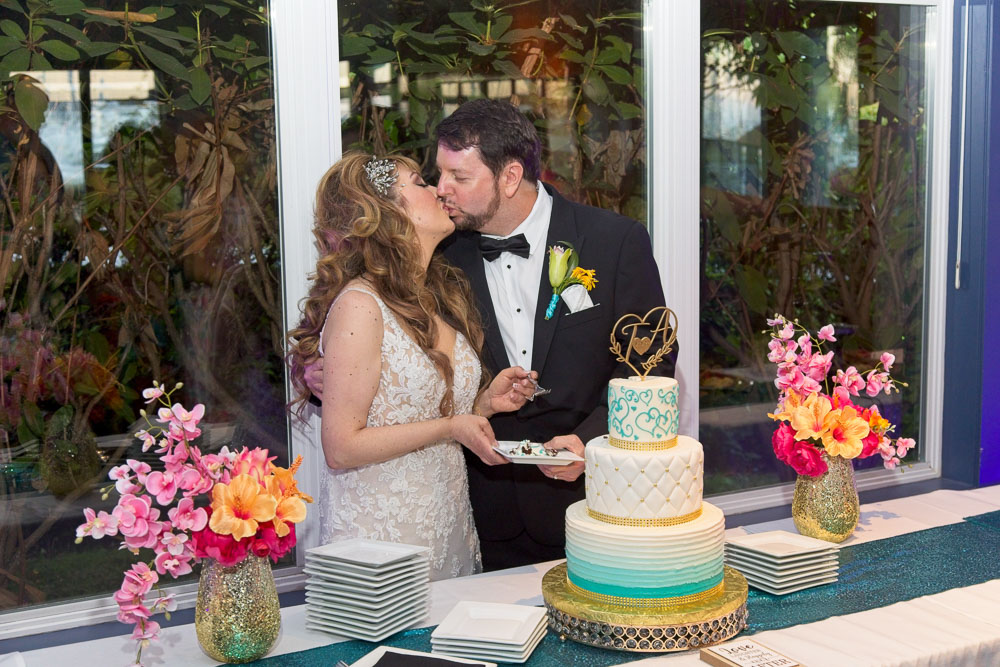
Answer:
336;0;646;222
700;2;928;493
0;2;284;613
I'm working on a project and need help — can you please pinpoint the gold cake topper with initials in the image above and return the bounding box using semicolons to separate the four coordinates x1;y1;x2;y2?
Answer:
610;307;678;379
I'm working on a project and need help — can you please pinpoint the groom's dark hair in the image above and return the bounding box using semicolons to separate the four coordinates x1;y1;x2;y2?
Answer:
435;99;541;184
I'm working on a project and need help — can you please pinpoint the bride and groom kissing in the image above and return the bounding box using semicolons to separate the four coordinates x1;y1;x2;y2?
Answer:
287;98;674;580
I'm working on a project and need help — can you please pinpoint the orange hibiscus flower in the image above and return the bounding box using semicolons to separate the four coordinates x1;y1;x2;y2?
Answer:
821;406;871;459
788;392;831;441
209;474;278;540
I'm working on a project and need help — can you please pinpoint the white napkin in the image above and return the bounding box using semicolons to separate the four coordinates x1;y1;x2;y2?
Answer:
560;284;593;313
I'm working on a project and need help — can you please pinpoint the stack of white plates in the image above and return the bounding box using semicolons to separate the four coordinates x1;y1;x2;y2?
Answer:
304;538;431;641
430;601;547;664
724;530;839;595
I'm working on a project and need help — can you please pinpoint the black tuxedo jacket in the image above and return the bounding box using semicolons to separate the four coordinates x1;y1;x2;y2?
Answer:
442;183;673;548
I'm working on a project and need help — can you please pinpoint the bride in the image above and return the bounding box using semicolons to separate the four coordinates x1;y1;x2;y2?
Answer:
287;152;534;579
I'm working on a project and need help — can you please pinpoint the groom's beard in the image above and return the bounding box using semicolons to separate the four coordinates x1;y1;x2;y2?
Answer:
452;181;502;232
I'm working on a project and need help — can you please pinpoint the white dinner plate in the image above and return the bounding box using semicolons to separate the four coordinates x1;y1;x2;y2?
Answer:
747;574;839;595
431;623;546;651
724;553;839;577
432;601;547;645
305;607;425;642
306;538;431;567
725;543;838;566
305;552;428;576
350;646;496;667
726;530;839;558
731;561;839;586
493;441;584;465
431;627;546;664
306;589;429;620
304;562;429;589
304;578;428;603
306;600;427;632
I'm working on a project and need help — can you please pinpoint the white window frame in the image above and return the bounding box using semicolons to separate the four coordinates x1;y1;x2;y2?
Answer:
646;0;952;514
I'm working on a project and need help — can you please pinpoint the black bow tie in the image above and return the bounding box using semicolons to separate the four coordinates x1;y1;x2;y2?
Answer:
479;234;531;261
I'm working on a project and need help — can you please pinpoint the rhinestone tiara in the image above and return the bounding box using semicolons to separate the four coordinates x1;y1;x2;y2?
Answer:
363;156;398;196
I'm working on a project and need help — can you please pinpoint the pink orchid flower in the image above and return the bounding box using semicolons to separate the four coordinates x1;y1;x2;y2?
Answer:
131;619;160;642
171;403;205;434
76;508;119;539
817;324;837;342
865;372;885;397
121;562;158;597
154;551;193;577
158;531;189;556
896;437;915;458
167;497;208;532
144;471;179;506
880;352;895;371
778;322;795;340
835;366;865;395
142;386;164;403
136;429;156;451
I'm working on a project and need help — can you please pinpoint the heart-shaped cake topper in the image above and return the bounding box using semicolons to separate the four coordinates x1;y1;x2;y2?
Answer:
609;307;678;378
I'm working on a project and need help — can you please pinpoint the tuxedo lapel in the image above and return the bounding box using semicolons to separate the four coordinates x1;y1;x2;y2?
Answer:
448;234;509;373
531;185;583;377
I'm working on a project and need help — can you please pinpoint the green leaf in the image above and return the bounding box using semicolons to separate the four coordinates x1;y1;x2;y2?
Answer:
48;405;74;436
774;31;823;59
604;35;632;64
84;330;111;362
37;39;79;60
467;42;495;56
735;264;769;315
612;100;642;119
559;13;585;33
555;31;582;50
491;14;513;39
0;19;26;40
188;66;211;104
37;19;88;42
14;76;48;130
409;95;428;132
22;401;44;439
29;51;52;70
558;48;585;63
403;61;448;74
708;192;741;244
0;47;28;74
47;0;85;15
340;33;375;57
138;42;191;81
582;75;610;105
496;28;555;44
144;5;176;20
597;64;631;85
594;48;620;65
492;58;522;78
206;4;230;17
0;1;25;14
17;422;37;446
449;12;483;36
79;41;118;57
0;35;20;56
244;55;269;70
362;46;396;65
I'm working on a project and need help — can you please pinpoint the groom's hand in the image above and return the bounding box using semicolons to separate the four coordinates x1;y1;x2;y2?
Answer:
304;357;324;400
538;434;585;482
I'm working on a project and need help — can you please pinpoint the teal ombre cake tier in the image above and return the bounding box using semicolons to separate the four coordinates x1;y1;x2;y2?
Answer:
564;500;725;605
608;376;679;446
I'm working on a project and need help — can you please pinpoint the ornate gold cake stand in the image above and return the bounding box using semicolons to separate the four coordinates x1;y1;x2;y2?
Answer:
542;564;748;653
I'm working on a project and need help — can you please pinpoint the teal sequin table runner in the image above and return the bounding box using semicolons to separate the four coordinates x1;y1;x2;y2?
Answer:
248;512;1000;666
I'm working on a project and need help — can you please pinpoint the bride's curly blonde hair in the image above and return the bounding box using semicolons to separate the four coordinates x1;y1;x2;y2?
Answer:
287;152;485;419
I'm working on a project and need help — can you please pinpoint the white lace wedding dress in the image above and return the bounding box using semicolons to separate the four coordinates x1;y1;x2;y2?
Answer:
318;285;482;579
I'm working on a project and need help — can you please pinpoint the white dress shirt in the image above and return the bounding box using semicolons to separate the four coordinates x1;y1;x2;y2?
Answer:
481;182;552;371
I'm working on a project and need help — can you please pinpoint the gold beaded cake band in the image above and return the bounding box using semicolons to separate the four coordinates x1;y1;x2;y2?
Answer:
587;506;702;527
608;435;678;451
566;578;724;609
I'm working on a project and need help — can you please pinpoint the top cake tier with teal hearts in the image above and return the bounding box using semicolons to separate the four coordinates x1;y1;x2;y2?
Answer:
608;376;679;447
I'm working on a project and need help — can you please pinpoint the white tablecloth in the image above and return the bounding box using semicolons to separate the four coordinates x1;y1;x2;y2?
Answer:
10;485;1000;666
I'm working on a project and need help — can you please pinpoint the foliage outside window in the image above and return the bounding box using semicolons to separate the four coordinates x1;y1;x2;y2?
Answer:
0;0;284;613
700;2;928;493
337;0;646;222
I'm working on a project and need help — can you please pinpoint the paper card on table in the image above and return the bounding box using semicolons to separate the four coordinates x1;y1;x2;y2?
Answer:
699;639;800;667
350;646;495;667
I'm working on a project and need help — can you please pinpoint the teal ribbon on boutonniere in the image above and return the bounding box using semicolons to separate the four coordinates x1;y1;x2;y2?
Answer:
545;242;598;319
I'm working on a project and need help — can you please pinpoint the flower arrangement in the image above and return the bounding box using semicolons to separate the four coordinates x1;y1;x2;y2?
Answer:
765;315;915;477
75;381;312;664
545;242;597;319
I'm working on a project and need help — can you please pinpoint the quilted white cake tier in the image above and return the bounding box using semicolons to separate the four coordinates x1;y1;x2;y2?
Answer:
565;500;725;601
607;375;679;446
585;434;703;522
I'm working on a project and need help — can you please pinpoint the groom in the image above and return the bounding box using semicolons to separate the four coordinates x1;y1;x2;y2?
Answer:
435;99;674;570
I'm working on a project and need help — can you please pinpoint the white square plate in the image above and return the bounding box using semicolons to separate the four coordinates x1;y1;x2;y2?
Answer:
304;578;428;604
493;441;583;466
432;627;546;664
724;553;839;577
431;623;546;651
731;561;838;586
432;602;547;645
306;590;429;621
726;531;839;558
349;646;495;667
304;562;429;589
305;606;425;642
747;574;839;595
305;553;428;577
306;538;431;567
306;600;427;631
724;545;839;569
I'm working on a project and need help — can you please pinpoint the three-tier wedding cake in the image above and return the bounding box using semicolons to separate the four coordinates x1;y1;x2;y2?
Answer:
542;313;748;652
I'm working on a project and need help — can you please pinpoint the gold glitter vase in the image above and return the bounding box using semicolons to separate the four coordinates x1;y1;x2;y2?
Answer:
792;453;859;543
195;555;280;663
